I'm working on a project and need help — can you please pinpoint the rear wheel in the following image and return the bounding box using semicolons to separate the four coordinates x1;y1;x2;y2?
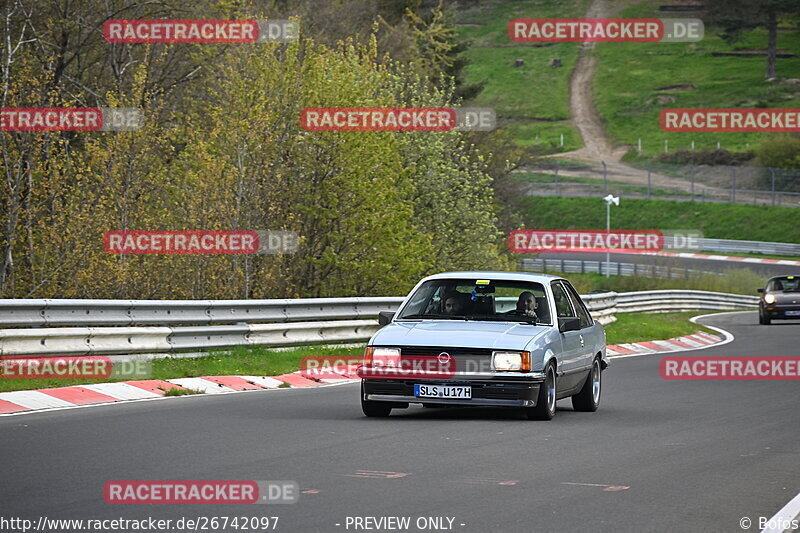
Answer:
759;309;771;325
525;363;556;420
572;357;602;412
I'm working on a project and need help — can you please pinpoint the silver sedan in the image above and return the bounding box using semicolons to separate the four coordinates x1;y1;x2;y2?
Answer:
360;271;608;420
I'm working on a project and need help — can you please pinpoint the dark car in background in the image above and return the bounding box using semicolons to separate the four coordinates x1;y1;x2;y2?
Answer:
758;275;800;324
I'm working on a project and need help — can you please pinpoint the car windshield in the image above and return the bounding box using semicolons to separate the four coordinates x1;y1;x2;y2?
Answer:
768;276;800;292
398;278;551;325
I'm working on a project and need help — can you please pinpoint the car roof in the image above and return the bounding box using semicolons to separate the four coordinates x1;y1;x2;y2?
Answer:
419;271;562;284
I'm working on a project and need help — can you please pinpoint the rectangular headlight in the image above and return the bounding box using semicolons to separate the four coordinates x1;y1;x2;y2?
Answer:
492;351;531;372
371;347;401;367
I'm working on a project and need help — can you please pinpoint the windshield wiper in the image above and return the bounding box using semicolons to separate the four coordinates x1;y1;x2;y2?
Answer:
400;313;467;320
465;315;538;325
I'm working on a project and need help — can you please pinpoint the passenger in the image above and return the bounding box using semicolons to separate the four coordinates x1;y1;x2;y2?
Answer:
515;291;538;319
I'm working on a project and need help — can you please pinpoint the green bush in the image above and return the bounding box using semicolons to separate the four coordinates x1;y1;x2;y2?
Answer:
754;134;800;170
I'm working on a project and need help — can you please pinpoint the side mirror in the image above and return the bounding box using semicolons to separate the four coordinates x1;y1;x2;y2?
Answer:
378;311;395;326
757;288;764;293
558;317;581;333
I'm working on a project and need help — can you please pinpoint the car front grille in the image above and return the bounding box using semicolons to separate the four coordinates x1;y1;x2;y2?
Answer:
394;346;495;358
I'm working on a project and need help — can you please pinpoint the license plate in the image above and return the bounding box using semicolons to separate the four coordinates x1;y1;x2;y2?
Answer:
414;384;471;399
786;310;800;316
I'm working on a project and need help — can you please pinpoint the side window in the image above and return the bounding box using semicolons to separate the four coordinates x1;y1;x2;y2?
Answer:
563;282;593;328
551;282;575;318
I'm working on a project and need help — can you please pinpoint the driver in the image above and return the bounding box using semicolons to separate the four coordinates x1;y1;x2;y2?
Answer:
442;292;464;315
514;291;538;319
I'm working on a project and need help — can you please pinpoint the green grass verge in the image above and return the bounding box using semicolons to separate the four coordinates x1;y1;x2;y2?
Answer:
554;270;765;296
604;311;720;346
456;0;589;150
519;196;800;243
0;344;365;393
594;0;800;156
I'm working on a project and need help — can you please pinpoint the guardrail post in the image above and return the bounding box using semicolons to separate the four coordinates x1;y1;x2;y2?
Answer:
731;167;736;203
690;165;695;201
617;262;621;276
647;164;652;199
581;260;585;274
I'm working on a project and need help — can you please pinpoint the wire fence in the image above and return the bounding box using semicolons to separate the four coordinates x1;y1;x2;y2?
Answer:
520;161;800;207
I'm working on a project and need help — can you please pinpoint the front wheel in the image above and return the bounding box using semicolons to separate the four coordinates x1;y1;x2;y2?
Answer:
361;383;392;417
572;357;602;412
759;309;771;325
525;363;556;420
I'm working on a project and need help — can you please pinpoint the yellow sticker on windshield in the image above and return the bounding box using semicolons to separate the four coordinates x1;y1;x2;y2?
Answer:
788;276;795;280
476;279;490;285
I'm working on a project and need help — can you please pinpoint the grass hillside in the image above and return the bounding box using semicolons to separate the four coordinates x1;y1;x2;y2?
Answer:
519;196;800;242
595;0;800;156
456;0;589;151
457;0;800;156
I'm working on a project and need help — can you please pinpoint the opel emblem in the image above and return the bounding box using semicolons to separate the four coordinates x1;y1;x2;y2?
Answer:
438;352;452;364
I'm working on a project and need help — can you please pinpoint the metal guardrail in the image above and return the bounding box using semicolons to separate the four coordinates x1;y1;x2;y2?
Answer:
679;238;800;257
615;290;759;313
0;289;758;357
521;258;716;279
0;297;405;327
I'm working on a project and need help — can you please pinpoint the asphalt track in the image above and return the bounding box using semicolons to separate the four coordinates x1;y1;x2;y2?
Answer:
538;251;800;277
1;312;799;533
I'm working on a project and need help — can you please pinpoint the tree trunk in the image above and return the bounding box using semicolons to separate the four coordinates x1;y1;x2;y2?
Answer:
766;9;777;79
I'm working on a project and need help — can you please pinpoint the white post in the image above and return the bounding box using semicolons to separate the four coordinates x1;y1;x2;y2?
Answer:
691;140;695;150
602;194;619;278
717;141;720;149
637;138;642;152
560;133;564;146
606;202;611;278
664;139;668;152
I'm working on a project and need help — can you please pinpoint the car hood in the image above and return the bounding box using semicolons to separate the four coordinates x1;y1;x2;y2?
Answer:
369;320;549;351
771;292;800;304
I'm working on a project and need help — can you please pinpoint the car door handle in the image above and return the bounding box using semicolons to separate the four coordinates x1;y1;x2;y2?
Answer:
579;334;584;347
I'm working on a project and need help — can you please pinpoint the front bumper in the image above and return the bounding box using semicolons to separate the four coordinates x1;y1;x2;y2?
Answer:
362;378;543;407
763;304;800;319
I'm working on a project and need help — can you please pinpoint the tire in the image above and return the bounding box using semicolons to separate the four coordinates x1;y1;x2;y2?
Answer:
759;310;771;325
360;383;392;417
525;363;556;420
362;399;392;417
572;357;602;412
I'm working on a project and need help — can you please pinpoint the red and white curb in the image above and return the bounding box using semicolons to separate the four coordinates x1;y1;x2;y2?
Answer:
656;251;800;266
0;366;361;417
606;330;723;357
